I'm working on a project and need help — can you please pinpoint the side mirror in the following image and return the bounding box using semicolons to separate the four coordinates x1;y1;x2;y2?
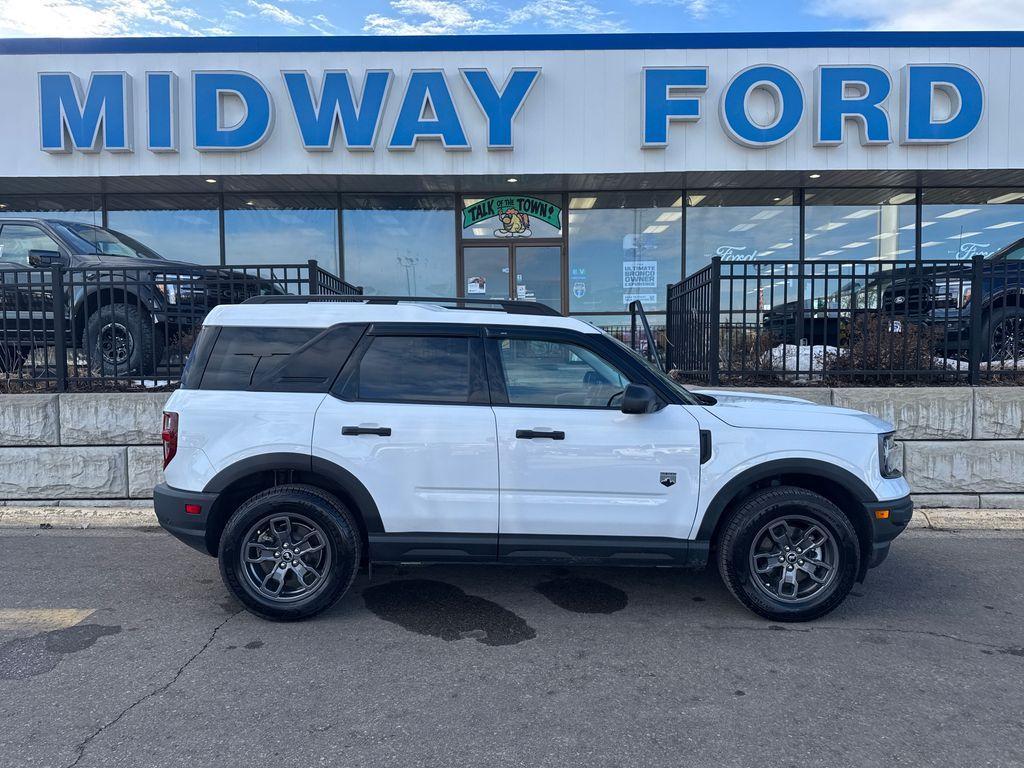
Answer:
620;383;662;414
28;249;68;268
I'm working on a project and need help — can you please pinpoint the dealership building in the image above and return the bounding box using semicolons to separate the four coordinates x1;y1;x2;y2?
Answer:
1;31;1024;330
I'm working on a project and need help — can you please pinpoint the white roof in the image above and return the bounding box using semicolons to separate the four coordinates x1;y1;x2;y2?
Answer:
203;300;602;333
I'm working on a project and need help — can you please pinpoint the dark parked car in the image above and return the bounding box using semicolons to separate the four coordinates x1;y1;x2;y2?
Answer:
0;218;282;376
763;238;1024;362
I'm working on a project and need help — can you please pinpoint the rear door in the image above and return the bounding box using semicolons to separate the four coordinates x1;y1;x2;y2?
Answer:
487;329;703;563
312;324;500;562
0;224;65;358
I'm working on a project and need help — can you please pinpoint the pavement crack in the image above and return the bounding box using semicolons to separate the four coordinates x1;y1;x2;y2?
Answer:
63;609;243;768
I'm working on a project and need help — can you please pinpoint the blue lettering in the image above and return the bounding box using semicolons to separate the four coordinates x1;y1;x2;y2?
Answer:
39;72;132;153
193;71;273;152
283;70;392;151
901;64;984;144
389;70;469;151
146;72;177;152
720;65;804;147
461;68;540;149
642;67;708;147
815;65;891;146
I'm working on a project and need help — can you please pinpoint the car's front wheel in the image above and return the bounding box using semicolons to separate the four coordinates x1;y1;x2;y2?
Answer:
218;485;362;621
717;486;860;622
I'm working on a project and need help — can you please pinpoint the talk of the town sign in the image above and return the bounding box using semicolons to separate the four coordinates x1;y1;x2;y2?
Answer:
37;63;984;155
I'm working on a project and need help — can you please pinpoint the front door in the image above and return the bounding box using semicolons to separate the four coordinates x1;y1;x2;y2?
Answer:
461;244;564;313
486;330;703;563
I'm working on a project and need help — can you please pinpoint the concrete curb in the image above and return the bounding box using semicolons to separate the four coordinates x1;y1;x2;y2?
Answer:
0;506;1022;531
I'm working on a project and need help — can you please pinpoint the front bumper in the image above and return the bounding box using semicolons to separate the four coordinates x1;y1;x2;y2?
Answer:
863;494;914;569
154;482;220;556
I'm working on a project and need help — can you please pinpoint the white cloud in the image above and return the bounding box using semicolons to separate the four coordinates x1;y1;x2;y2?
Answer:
0;0;203;36
630;0;716;19
364;0;626;35
809;0;1024;30
363;0;491;34
506;0;627;32
247;0;304;26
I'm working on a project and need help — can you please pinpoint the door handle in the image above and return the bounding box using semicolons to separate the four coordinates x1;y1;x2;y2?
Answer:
516;429;565;440
342;426;392;437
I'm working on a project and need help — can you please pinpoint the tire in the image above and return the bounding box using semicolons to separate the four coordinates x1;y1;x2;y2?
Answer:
982;305;1024;363
83;303;162;377
218;485;362;621
716;486;860;622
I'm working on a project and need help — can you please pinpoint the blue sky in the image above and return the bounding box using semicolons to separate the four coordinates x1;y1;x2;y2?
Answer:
0;0;1021;37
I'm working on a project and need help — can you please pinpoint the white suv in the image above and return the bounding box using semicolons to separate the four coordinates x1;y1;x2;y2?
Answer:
155;296;912;622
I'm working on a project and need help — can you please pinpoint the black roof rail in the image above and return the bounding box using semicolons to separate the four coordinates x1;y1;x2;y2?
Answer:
241;294;563;317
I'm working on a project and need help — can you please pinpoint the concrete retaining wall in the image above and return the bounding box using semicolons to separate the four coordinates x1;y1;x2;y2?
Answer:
1;389;1023;508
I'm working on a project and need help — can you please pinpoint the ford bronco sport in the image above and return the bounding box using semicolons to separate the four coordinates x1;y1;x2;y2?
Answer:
154;296;912;622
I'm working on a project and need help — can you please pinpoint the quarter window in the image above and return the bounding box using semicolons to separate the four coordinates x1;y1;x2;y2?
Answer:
200;327;318;390
346;335;485;404
497;338;631;408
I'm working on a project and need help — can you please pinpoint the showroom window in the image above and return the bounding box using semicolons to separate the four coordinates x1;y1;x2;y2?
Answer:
685;190;798;275
225;193;339;273
804;189;916;262
922;188;1024;260
343;195;455;296
568;191;681;314
107;194;221;265
0;195;101;225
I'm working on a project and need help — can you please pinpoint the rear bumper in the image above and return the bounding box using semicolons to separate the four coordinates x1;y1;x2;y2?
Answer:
154;482;219;556
863;494;914;569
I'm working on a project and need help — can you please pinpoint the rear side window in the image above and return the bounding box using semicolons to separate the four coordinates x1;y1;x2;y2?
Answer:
199;327;318;390
340;335;487;404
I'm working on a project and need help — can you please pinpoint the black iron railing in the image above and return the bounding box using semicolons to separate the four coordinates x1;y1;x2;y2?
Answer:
0;259;361;392
665;254;1024;386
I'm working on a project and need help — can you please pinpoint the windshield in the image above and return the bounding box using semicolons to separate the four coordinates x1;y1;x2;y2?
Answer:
51;222;165;260
601;331;703;405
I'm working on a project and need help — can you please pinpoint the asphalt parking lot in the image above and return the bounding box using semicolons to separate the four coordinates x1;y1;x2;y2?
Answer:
1;528;1022;768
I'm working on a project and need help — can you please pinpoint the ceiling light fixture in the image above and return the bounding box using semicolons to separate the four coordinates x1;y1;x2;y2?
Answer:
506;177;518;183
808;173;822;179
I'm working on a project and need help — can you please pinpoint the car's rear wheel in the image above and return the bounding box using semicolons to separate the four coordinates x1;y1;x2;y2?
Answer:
219;485;361;621
83;303;162;377
717;486;860;622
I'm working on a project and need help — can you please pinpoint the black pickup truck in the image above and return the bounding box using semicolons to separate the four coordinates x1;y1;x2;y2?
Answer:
763;238;1024;362
0;218;282;376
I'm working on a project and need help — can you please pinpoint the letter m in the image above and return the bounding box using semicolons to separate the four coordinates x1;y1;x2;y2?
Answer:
39;72;133;153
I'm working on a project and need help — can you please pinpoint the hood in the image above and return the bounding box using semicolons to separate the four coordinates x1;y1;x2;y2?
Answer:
693;389;892;435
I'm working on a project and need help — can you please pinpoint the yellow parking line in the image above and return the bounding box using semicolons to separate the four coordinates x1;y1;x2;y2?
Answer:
0;609;95;632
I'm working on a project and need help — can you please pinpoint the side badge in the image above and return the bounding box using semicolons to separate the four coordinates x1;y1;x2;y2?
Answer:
660;472;676;488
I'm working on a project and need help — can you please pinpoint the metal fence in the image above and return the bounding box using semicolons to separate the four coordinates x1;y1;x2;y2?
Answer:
665;254;1024;386
0;259;360;392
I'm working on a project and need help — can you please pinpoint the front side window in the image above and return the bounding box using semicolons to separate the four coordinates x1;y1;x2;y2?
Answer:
497;338;631;408
346;335;485;404
0;224;61;266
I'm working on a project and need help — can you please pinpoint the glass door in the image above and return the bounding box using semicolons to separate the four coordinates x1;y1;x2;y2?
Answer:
461;243;564;313
513;245;562;312
463;245;511;300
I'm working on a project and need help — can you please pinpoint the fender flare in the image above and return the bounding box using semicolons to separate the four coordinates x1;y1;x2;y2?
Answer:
202;451;385;534
695;458;877;541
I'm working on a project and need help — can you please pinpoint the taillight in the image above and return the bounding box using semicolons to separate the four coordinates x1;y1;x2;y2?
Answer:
162;411;178;469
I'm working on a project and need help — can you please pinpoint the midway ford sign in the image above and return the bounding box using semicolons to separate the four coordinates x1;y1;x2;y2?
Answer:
37;64;983;154
0;33;1021;176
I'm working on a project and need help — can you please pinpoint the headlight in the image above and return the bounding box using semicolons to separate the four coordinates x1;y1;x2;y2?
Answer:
154;275;205;305
879;432;901;479
933;278;972;308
